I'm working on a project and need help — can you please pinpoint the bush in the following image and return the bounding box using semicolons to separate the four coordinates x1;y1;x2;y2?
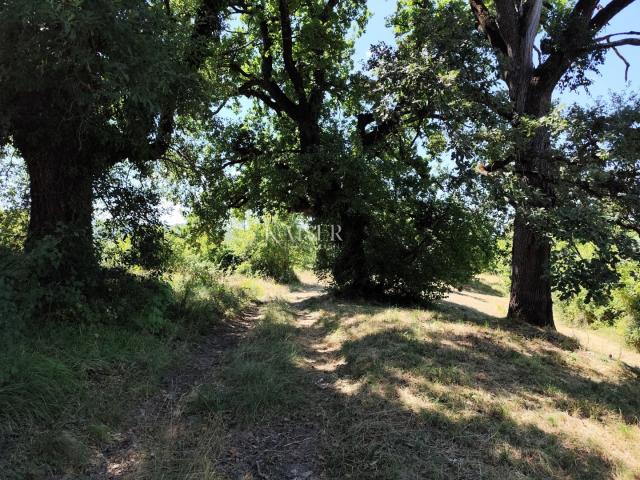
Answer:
0;241;177;335
0;239;93;334
0;207;27;250
558;260;640;351
168;257;252;334
226;214;317;284
558;290;620;328
317;197;497;303
616;263;640;350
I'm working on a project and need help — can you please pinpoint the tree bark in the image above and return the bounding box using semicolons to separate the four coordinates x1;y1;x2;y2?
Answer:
508;211;554;326
25;152;96;279
333;209;372;295
507;91;555;328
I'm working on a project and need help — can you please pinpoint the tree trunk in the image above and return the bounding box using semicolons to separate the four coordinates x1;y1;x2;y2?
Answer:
507;92;555;328
25;152;96;279
332;210;371;295
298;120;373;296
508;211;554;327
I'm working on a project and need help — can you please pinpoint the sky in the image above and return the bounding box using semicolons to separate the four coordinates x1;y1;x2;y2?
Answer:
355;0;640;107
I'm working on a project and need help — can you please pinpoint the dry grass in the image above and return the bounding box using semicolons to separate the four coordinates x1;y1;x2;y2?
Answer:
224;273;292;302
293;276;640;479
12;273;638;479
148;273;640;479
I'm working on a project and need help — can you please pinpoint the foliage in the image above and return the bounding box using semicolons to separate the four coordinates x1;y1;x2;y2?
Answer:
0;147;29;250
548;97;640;302
96;162;173;275
0;233;250;337
167;0;500;302
226;214;317;284
558;260;640;351
0;238;94;333
0;0;217;279
0;207;28;251
0;0;198;156
317;193;497;302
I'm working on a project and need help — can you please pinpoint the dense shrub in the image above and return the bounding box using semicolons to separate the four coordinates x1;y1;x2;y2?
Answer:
168;257;252;334
317;197;497;303
226;214;317;284
558;261;640;351
0;239;93;334
0;208;27;250
0;239;247;338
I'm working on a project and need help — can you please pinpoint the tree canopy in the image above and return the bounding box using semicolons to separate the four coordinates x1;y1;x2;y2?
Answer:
0;0;639;325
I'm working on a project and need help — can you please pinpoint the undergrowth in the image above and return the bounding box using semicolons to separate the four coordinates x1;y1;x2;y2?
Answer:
0;253;255;479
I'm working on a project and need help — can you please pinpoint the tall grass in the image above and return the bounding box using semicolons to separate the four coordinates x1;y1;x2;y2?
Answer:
0;259;254;478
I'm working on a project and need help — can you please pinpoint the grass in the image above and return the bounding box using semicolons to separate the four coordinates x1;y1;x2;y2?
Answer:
0;322;177;478
187;301;305;421
300;278;640;479
140;274;640;479
0;267;256;479
3;273;640;479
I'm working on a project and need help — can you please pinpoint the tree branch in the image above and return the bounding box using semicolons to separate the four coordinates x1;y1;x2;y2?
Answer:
468;0;509;56
320;0;339;23
594;30;640;42
593;37;640;48
278;0;307;102
590;0;636;32
256;18;301;118
149;0;225;163
239;80;285;114
477;156;515;174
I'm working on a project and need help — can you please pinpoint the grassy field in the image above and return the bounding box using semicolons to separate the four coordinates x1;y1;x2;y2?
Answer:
2;273;640;479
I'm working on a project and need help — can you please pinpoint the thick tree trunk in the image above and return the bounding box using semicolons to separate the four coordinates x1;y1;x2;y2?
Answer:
332;210;372;295
507;92;555;328
25;152;96;279
299;120;373;295
508;211;554;327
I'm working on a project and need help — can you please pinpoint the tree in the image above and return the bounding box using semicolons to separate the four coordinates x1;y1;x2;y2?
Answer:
394;0;640;326
0;0;222;281
201;0;375;290
465;0;640;327
165;0;497;300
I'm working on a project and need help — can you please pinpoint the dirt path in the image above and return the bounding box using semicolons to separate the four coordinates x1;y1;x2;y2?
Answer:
87;306;261;479
87;282;331;480
216;282;334;480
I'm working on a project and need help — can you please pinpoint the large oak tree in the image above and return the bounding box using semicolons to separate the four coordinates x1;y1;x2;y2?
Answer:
0;0;222;280
466;0;639;327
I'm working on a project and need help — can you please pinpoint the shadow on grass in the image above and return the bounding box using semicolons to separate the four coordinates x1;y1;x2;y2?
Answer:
314;297;638;478
134;295;640;480
436;299;582;351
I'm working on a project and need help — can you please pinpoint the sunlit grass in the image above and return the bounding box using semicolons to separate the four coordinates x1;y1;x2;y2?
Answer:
5;273;640;479
303;276;640;479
